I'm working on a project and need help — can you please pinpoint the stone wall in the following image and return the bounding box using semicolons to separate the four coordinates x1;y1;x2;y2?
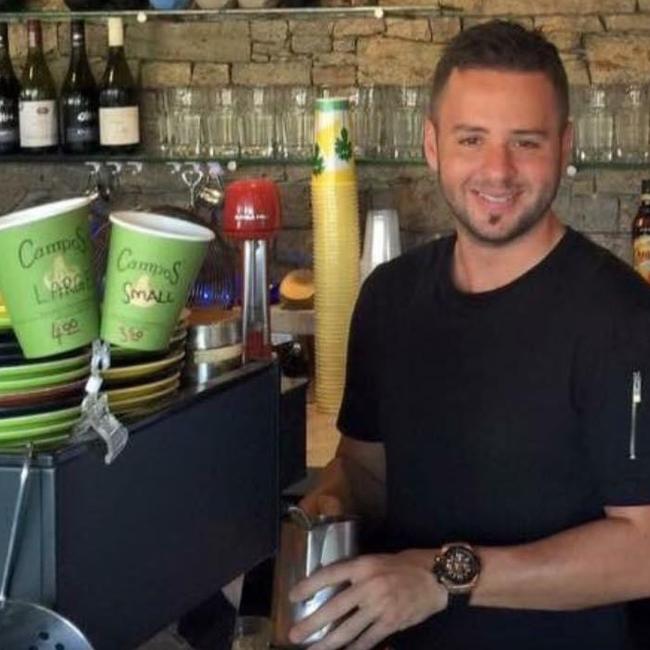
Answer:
4;0;650;277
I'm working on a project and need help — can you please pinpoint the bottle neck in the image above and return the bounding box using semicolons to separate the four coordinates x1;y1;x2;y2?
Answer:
70;23;86;58
641;193;650;204
27;21;43;56
70;40;88;66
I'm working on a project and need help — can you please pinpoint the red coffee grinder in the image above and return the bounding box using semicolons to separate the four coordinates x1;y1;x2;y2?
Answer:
223;178;281;363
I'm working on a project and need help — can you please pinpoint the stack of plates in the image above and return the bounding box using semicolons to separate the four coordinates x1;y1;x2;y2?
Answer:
0;337;90;450
103;319;187;417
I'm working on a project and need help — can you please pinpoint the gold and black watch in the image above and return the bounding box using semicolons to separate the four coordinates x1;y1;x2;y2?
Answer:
432;542;481;608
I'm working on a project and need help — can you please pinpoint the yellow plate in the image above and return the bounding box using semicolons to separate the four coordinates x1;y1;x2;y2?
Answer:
105;372;181;403
102;350;185;382
109;381;180;412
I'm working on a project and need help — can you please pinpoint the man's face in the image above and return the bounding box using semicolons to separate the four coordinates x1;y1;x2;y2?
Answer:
424;68;572;245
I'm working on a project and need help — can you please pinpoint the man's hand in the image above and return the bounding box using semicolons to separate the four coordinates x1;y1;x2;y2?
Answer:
288;550;448;650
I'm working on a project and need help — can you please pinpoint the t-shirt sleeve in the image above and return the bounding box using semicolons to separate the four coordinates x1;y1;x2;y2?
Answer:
574;301;650;506
336;271;383;443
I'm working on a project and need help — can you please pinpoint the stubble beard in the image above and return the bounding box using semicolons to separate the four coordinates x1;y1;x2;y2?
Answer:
436;167;561;247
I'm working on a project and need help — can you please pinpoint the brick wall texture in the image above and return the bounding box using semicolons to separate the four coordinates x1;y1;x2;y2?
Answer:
6;0;650;275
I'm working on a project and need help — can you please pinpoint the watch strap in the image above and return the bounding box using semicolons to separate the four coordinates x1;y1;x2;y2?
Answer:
446;591;471;612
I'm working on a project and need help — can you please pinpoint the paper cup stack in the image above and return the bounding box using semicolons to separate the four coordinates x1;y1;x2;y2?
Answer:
311;97;360;414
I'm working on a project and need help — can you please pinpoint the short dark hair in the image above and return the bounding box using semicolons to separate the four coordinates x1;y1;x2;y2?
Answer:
431;20;569;126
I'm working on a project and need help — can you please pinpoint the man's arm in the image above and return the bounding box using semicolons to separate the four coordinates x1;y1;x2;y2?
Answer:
299;435;386;521
473;504;650;610
289;505;650;650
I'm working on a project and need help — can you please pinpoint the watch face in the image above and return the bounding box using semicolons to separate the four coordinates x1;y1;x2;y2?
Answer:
440;545;480;586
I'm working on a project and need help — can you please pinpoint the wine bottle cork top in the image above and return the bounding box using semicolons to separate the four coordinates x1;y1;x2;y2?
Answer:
108;18;124;48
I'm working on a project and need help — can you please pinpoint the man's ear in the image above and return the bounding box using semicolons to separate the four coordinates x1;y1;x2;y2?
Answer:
424;118;439;173
560;119;574;172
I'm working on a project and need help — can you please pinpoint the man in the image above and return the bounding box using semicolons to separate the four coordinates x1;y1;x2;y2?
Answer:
288;20;650;650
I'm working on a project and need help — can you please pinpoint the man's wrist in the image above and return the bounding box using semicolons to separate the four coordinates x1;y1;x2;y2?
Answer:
432;542;482;609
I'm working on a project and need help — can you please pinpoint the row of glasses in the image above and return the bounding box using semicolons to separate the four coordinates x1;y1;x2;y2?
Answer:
573;84;650;163
154;86;316;160
152;84;430;161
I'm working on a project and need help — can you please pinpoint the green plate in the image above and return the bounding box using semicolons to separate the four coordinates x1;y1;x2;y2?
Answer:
0;365;89;394
0;433;71;451
0;417;80;442
0;405;82;432
0;351;90;380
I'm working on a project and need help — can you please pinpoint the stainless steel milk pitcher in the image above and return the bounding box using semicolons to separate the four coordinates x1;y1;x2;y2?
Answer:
271;506;359;647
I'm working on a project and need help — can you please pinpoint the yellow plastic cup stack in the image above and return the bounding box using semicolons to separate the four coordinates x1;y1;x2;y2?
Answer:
311;97;360;414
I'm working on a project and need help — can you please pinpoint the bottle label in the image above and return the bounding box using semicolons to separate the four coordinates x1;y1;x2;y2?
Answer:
65;109;98;145
100;105;139;146
634;234;650;282
19;100;57;148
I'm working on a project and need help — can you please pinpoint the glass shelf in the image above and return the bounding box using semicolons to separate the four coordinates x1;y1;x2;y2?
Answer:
1;151;648;170
0;151;426;166
572;161;650;171
0;5;458;22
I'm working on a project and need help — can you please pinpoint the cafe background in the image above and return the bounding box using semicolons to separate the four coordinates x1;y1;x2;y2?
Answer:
3;0;650;464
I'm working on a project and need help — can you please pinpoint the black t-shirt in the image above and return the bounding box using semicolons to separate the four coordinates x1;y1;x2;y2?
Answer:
337;227;650;650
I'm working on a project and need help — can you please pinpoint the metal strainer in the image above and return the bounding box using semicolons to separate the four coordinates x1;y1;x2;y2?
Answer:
0;446;95;649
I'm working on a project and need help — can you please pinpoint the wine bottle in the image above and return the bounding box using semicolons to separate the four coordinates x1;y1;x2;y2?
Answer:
61;20;98;154
0;22;19;154
19;20;58;153
99;17;140;154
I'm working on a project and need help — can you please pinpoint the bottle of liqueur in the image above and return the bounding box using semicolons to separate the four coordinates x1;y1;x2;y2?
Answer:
19;20;58;153
0;22;19;154
98;17;140;154
61;20;98;154
633;179;650;283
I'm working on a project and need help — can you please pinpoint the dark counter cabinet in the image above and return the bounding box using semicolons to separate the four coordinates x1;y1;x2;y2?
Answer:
0;361;306;650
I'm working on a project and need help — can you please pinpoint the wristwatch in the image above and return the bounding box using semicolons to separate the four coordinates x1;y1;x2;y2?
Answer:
432;542;481;607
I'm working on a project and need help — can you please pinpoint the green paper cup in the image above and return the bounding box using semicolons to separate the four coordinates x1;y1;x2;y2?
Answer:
101;211;214;351
0;197;99;359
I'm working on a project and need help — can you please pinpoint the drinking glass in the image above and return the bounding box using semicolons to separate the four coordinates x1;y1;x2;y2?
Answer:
278;86;315;160
574;85;614;163
205;86;239;158
167;87;208;157
239;86;276;158
152;88;171;156
360;208;402;283
349;86;385;158
388;85;426;160
614;84;649;162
